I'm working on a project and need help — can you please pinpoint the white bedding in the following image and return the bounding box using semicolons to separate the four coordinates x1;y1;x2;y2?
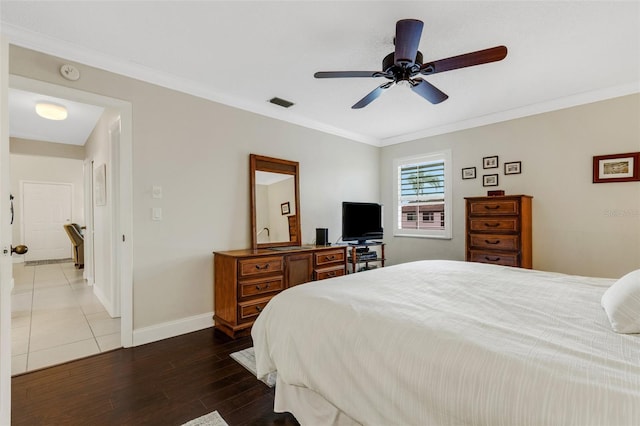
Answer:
252;260;640;426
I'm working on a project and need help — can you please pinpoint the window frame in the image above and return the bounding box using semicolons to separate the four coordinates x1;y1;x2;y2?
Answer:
392;150;452;239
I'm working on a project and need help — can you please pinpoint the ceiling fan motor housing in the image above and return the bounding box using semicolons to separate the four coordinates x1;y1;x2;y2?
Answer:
383;51;424;81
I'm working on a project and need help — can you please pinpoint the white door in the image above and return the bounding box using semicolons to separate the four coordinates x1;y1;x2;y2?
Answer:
22;182;72;261
1;34;13;424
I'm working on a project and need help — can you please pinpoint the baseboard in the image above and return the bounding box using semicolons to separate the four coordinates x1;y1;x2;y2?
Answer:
132;312;214;347
92;284;116;318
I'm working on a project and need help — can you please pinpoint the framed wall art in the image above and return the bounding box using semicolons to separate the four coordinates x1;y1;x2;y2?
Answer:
94;163;106;206
483;174;499;187
483;156;499;169
593;152;640;183
504;161;521;175
462;167;476;180
281;201;290;215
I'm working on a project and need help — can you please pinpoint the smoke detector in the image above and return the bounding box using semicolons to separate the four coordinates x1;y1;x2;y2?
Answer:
60;64;80;81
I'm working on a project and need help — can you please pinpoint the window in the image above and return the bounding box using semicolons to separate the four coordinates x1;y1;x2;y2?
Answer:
393;150;452;239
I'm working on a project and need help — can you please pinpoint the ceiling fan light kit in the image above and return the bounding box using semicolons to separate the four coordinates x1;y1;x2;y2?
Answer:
314;19;507;109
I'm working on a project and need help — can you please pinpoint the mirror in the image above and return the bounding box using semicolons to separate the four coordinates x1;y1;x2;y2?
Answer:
250;154;301;250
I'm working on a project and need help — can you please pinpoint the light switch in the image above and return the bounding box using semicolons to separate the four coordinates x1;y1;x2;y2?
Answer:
152;185;163;199
152;207;162;221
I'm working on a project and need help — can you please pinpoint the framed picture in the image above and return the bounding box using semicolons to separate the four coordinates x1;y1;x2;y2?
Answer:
483;174;499;187
504;161;522;175
462;167;476;180
593;152;640;183
281;201;290;215
94;163;106;206
483;156;499;169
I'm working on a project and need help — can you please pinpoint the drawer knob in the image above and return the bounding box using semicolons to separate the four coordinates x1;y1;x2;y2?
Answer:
484;205;500;210
484;222;500;227
485;239;500;245
255;284;270;290
255;305;263;312
325;255;336;261
327;272;336;277
255;264;270;270
485;256;501;262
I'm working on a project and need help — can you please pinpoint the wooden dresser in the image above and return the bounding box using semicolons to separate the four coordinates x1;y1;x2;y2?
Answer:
465;195;533;268
213;245;347;338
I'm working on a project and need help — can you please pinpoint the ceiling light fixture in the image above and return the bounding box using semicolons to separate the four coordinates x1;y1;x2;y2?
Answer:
35;102;68;120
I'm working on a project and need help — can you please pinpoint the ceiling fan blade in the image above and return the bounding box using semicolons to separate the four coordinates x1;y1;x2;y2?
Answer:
394;19;424;65
314;71;385;78
411;78;449;104
352;82;394;109
420;45;507;75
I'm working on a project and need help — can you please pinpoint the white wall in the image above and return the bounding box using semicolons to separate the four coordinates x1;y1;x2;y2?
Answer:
84;109;119;316
9;143;84;255
267;177;295;242
255;184;270;243
381;94;640;279
9;46;380;332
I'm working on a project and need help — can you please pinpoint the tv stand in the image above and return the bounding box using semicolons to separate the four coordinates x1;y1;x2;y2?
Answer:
347;242;385;273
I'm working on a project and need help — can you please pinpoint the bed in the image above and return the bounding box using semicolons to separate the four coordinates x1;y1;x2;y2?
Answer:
251;260;640;425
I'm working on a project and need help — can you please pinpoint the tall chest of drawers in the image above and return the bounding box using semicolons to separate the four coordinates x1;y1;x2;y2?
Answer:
213;245;346;338
465;195;533;268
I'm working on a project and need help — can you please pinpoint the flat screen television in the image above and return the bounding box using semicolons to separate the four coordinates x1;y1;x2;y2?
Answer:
342;202;383;244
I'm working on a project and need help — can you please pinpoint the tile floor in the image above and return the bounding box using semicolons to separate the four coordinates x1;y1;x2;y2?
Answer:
11;261;121;375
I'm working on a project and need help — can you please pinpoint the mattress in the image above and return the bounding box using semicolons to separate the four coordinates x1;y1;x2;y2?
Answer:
252;260;640;425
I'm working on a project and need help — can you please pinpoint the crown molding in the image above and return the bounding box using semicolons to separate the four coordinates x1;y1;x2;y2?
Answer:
2;22;380;146
380;82;640;146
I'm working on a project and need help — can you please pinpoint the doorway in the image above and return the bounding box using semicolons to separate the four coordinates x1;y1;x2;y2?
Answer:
6;76;133;359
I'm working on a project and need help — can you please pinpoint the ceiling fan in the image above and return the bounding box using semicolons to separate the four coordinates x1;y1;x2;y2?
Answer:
314;19;507;109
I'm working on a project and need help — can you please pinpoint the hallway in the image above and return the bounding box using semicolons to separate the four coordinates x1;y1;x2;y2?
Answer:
11;261;121;375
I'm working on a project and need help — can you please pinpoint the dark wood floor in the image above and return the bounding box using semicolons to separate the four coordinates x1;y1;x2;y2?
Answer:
12;328;299;425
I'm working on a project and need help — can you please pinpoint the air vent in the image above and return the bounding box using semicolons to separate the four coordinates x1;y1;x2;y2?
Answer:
269;97;294;108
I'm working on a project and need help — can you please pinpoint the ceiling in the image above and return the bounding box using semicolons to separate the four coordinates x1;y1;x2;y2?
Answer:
8;88;104;146
1;1;639;147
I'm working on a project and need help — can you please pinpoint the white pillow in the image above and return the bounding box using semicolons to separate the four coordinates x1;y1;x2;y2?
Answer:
601;269;640;334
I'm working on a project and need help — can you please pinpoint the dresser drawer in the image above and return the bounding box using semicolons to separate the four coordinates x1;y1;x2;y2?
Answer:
239;276;284;299
238;256;283;278
314;249;345;267
238;296;272;323
468;250;519;267
468;234;519;251
314;265;345;281
469;218;519;232
468;199;519;216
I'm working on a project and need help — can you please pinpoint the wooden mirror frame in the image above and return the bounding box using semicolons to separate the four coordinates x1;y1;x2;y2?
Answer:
250;154;301;250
